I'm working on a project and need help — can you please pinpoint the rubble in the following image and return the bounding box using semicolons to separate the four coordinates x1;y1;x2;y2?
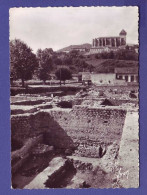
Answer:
11;84;139;188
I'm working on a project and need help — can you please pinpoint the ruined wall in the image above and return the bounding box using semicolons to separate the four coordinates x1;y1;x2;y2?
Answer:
11;106;126;157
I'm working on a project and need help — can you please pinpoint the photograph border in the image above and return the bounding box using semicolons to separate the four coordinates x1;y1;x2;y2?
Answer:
0;0;147;194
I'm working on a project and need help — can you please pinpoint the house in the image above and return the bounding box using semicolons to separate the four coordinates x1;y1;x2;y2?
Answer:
115;67;138;82
91;73;116;85
81;72;92;85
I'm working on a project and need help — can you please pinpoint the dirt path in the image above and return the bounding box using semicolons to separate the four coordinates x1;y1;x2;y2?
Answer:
117;111;139;188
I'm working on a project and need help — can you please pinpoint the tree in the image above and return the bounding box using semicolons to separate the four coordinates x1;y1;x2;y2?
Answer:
37;48;53;84
55;68;72;85
63;56;72;65
69;50;79;58
108;51;114;59
54;57;62;65
10;39;38;87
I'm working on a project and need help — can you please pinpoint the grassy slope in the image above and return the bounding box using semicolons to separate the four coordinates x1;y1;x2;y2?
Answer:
85;59;138;73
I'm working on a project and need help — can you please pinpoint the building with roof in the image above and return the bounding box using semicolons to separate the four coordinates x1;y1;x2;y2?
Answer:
115;67;138;83
91;73;116;85
126;44;139;53
78;67;138;85
90;30;127;54
72;48;87;52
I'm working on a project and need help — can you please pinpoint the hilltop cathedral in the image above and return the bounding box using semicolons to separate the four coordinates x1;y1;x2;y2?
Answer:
90;29;127;54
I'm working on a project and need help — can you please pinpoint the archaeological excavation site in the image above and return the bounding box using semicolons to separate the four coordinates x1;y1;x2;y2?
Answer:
9;6;140;189
11;85;139;189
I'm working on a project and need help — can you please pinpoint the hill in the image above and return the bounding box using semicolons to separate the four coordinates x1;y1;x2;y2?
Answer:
85;59;138;73
57;43;92;52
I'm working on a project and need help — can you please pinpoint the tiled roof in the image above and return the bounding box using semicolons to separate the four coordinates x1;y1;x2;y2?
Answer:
115;67;138;74
119;29;127;36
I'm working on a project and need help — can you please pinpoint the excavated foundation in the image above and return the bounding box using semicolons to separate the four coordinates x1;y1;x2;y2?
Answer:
11;104;138;188
11;105;126;188
11;84;139;189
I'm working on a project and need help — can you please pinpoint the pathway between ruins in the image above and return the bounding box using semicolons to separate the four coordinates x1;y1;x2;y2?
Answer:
118;110;139;188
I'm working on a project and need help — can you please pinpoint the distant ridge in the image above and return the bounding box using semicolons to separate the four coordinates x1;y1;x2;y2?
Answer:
57;43;92;52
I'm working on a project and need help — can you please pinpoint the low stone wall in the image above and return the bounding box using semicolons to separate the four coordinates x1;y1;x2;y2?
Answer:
11;135;43;173
73;98;138;107
11;106;126;157
11;86;83;96
117;111;139;188
110;99;138;107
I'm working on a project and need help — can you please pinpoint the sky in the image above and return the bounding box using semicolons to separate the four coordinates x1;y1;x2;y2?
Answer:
9;7;139;53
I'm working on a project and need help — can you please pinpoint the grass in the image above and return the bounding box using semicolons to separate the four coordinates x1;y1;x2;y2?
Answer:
85;59;138;73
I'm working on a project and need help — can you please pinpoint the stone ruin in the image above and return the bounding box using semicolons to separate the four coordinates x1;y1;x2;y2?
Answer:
11;85;139;189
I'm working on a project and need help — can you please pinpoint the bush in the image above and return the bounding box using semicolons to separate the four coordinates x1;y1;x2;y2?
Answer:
55;68;72;85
